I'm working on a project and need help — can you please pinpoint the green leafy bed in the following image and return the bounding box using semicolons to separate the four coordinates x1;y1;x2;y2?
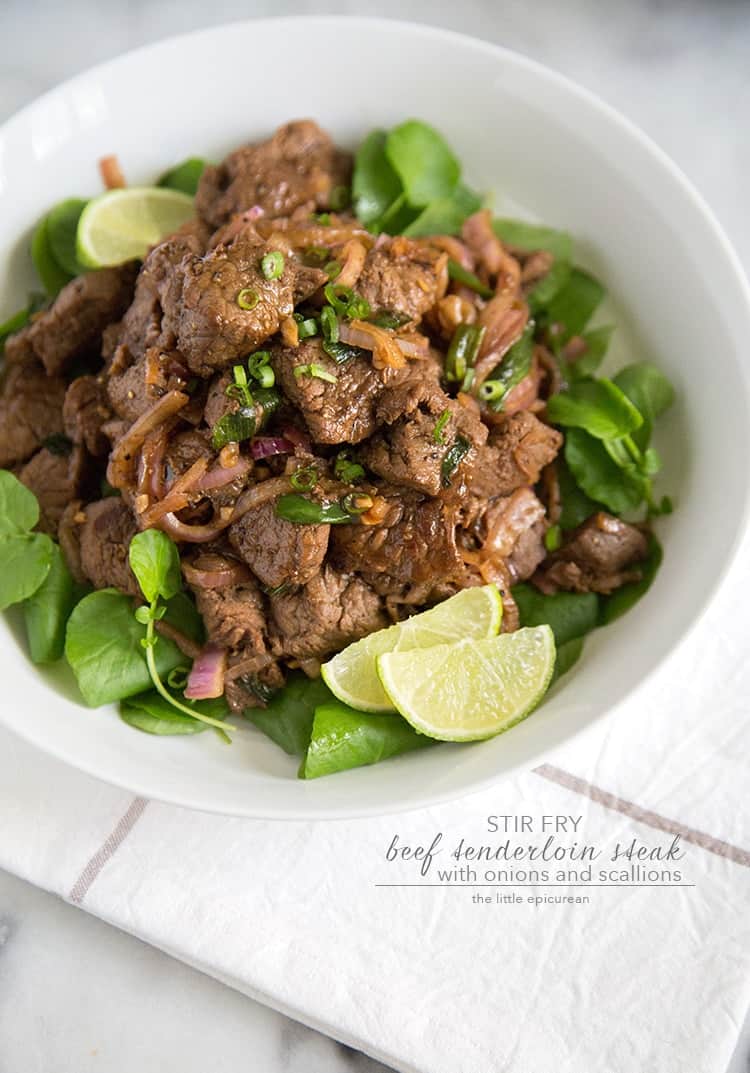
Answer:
0;120;675;779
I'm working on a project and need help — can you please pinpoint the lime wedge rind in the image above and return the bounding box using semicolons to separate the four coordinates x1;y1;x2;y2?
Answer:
321;585;502;713
76;187;195;268
376;626;556;742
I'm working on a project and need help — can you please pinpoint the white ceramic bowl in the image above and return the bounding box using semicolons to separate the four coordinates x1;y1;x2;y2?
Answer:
2;17;749;818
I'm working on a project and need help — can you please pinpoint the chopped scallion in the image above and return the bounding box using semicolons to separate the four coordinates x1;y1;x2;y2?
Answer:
334;450;365;484
432;409;451;445
544;524;562;552
260;250;285;280
444;323;485;383
275;494;353;525
320;305;339;343
447;259;494;299
440;436;471;488
237;287;260;310
289;465;318;492
293;363;338;384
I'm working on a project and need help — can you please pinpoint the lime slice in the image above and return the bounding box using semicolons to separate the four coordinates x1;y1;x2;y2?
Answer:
377;626;556;741
76;187;195;268
321;585;502;713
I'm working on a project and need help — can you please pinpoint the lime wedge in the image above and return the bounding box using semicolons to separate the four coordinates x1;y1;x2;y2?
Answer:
321;585;502;713
76;187;195;268
377;626;555;741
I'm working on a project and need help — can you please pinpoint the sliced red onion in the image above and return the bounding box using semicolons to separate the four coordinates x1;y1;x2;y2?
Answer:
246;205;264;220
280;425;311;452
250;435;295;460
185;643;227;700
196;457;252;491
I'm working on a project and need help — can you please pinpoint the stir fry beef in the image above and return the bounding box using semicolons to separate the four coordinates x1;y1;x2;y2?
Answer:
18;445;89;536
6;264;138;376
534;513;648;595
331;492;462;593
271;338;385;444
269;565;387;661
0;361;67;468
196;119;352;228
469;412;563;500
356;237;448;328
63;375;113;456
360;394;487;496
229;500;330;589
0;120;657;711
78;498;140;596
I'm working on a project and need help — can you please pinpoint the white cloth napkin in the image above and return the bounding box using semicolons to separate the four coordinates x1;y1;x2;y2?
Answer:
2;537;750;1073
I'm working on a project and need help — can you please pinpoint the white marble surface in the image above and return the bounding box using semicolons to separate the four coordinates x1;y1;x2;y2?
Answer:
1;1;749;1071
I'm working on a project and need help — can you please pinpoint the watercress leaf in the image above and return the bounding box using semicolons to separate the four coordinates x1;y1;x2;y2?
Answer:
600;534;663;624
157;157;207;196
0;533;54;610
527;259;572;313
565;427;647;513
613;362;675;450
547;378;644;440
120;689;227;736
403;184;483;238
301;701;433;779
23;542;75;663
65;589;186;706
543;267;604;340
352;130;403;228
513;583;600;647
550;636;585;684
0;305;33;352
46;197;89;276
162;590;205;644
31;215;73;297
492;218;573;262
377;193;420;236
128;529;182;603
248;673;334;756
557;457;599;530
0;469;40;534
566;325;614;380
385;120;460;207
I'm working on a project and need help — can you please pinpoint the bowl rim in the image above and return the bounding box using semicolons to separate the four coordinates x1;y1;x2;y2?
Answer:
2;14;750;819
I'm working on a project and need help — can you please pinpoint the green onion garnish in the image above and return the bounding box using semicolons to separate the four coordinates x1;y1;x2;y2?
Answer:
441;436;471;488
324;283;370;321
334;450;365;484
432;409;451;445
237;288;260;310
261;250;285;280
313;212;332;226
478;380;505;402
368;310;411;330
544;524;562;552
247;350;275;388
253;386;281;427
275;494;352;525
320;305;339;343
445;323;485;383
212;408;256;450
167;666;190;690
340;492;372;515
325;260;342;280
329;185;350;211
289;465;318;492
322;339;368;364
293;363;338;384
296;317;319;340
304;246;329;265
226;365;254;407
447;260;494;300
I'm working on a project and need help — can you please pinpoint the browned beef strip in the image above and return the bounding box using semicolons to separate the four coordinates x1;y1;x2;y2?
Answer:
481;488;548;584
331;491;461;593
204;370;234;429
373;355;443;425
224;658;285;713
63;375;113;456
5;265;138;376
58;500;87;584
469;412;562;500
268;565;386;661
17;446;90;536
111;236;203;366
164;232;303;377
192;580;269;651
360;393;487;496
228;499;329;590
355;237;447;329
196;120;352;228
0;362;67;468
78;497;139;595
534;512;649;595
271;338;384;444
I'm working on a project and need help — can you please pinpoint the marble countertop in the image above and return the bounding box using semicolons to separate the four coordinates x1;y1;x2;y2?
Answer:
1;1;748;1070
